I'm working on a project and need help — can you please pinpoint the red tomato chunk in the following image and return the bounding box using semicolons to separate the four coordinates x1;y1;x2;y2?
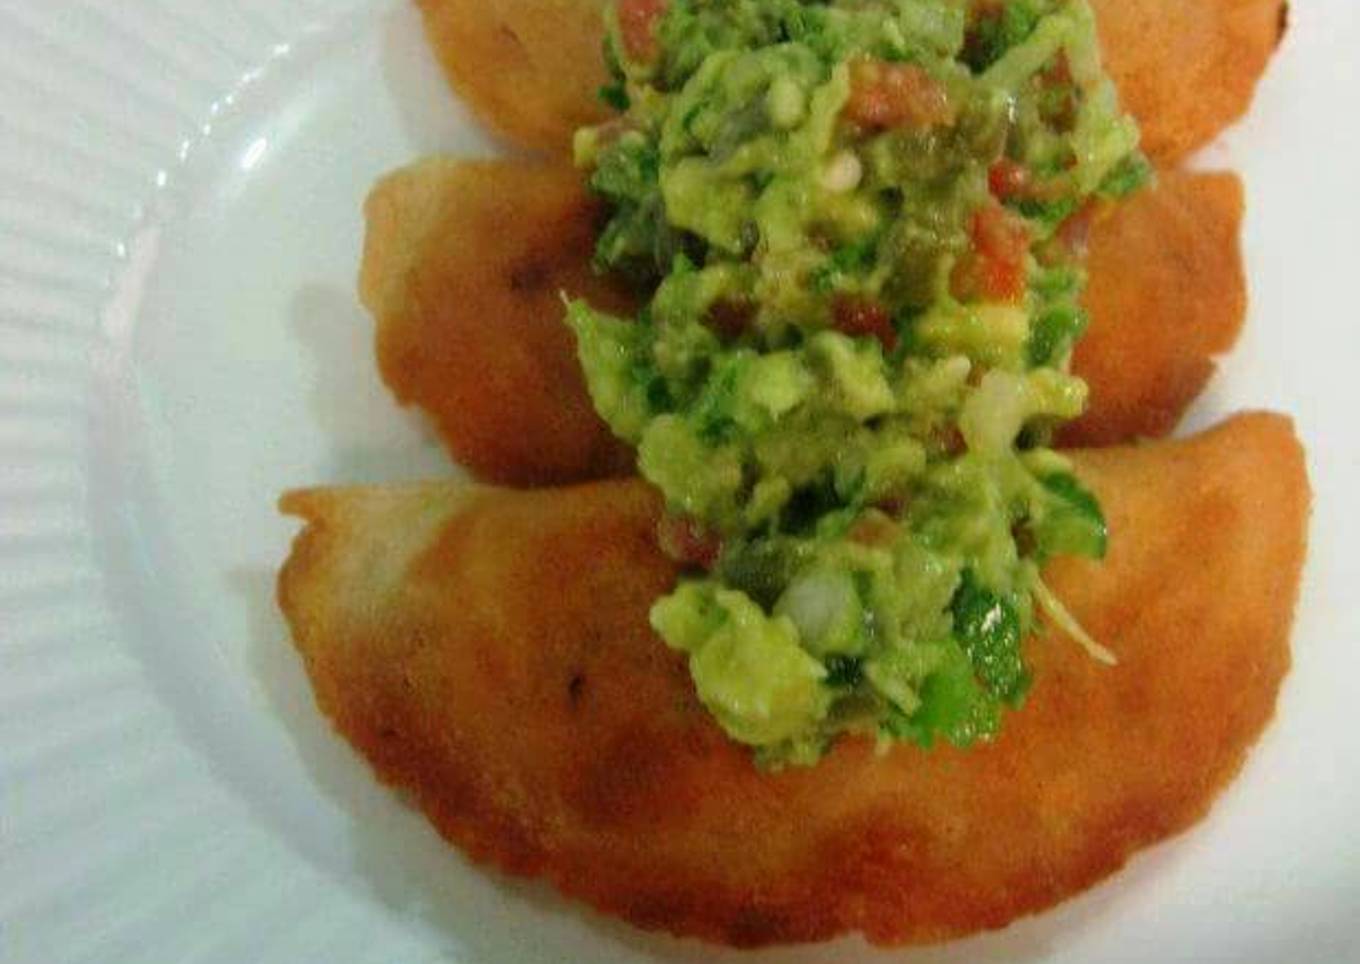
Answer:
988;159;1033;201
618;0;667;63
951;203;1031;303
833;295;898;352
845;60;955;131
658;514;723;571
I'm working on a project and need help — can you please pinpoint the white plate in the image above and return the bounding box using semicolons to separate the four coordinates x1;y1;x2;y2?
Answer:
2;1;1358;961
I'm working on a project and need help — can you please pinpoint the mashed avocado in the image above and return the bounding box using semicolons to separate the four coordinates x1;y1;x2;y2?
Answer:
570;0;1146;767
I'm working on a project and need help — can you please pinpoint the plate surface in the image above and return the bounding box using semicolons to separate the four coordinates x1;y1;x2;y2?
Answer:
2;1;1358;962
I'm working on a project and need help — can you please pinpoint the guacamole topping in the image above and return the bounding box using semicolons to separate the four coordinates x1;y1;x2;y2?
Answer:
570;0;1147;767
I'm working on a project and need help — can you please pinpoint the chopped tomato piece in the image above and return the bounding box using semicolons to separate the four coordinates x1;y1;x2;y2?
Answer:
950;252;1027;304
845;59;955;131
618;0;667;64
658;514;722;571
974;201;1032;264
988;159;1032;201
950;202;1031;303
848;511;900;548
833;295;898;352
1042;51;1074;88
1038;52;1078;129
961;0;1019;71
706;298;756;342
931;424;968;457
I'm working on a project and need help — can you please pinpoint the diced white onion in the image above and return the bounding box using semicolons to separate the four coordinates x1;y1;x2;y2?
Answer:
820;150;863;194
767;76;807;129
778;571;857;651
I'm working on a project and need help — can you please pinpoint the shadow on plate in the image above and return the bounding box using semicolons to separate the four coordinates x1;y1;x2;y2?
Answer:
288;282;451;485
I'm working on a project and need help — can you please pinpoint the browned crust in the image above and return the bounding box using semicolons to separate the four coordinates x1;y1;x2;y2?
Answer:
1062;169;1247;446
415;0;613;155
1092;0;1288;163
361;160;1249;485
360;158;637;487
416;0;1286;162
278;413;1308;947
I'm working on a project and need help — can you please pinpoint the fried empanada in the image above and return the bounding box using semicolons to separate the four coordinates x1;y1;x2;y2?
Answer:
361;158;636;487
1091;0;1287;163
279;412;1307;948
415;0;613;155
414;0;1285;162
361;160;1245;482
1062;169;1246;446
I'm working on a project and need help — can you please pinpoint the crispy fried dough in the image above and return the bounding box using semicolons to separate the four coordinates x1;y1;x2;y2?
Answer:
279;413;1307;947
416;0;1285;161
361;158;636;487
415;0;612;154
1092;0;1287;163
1062;170;1246;447
361;160;1246;482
